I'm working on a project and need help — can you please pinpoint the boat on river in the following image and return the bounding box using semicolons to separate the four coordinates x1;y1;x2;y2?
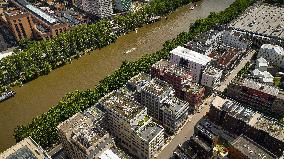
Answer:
190;6;195;10
124;48;136;54
0;91;15;102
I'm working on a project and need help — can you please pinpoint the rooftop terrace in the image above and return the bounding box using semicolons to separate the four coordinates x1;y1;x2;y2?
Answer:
142;78;172;96
230;3;284;39
162;96;189;116
101;89;144;119
138;121;164;142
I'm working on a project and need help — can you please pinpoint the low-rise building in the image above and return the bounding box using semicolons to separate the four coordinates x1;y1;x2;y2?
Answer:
222;30;249;50
258;44;284;68
0;137;51;158
99;89;164;159
170;46;212;83
73;0;113;18
201;66;223;88
227;78;280;112
229;135;277;159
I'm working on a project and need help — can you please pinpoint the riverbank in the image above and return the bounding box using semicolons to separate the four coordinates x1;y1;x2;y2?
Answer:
0;0;236;151
12;0;255;150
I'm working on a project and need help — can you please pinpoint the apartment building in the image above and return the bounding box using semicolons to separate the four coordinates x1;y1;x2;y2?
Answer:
170;46;212;83
99;88;164;159
73;0;113;18
229;135;277;159
0;137;51;158
207;96;284;157
257;44;284;68
140;78;174;120
160;96;189;133
151;59;205;108
57;106;119;159
227;78;281;113
1;9;34;41
201;66;223;88
5;0;69;40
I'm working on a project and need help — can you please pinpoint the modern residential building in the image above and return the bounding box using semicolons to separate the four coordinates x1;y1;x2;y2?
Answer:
257;44;284;68
221;30;249;50
140;78;174;120
115;0;132;12
5;0;69;40
160;96;189;133
57;106;116;159
73;0;113;18
229;135;277;159
226;78;281;113
201;66;223;88
207;96;284;157
0;137;51;159
170;46;212;83
99;89;164;159
150;60;205;108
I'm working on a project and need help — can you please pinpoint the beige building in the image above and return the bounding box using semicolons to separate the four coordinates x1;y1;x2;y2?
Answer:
99;88;165;159
0;137;51;159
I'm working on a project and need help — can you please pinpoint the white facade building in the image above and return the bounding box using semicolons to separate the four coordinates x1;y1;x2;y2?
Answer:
80;0;113;18
170;46;211;83
201;66;223;88
222;31;248;50
258;44;284;68
256;57;268;72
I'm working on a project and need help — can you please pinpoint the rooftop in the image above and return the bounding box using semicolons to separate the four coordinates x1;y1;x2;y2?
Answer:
253;117;284;142
100;89;144;119
142;78;173;96
182;82;203;94
242;78;279;96
162;96;189;116
170;46;211;66
231;135;277;159
127;72;151;87
0;137;51;159
230;3;284;39
152;59;191;78
13;0;58;24
203;66;222;76
138;121;164;142
261;44;284;55
211;96;260;124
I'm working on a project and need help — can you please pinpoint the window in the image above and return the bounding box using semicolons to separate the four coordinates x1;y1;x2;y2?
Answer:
19;23;27;38
14;24;22;39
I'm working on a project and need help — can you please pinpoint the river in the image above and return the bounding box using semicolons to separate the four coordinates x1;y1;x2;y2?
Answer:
0;0;235;151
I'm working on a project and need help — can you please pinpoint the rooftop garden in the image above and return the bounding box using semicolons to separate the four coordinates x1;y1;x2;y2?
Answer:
138;115;150;126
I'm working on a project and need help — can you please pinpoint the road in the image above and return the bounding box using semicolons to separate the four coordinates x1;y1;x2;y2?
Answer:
156;50;256;159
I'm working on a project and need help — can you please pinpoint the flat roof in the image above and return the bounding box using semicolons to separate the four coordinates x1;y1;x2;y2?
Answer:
152;59;191;79
261;44;284;56
231;135;277;159
127;72;151;88
230;3;284;39
211;96;260;124
99;149;120;159
170;46;211;66
162;96;189;116
138;121;163;142
142;78;172;96
253;117;284;143
242;78;279;96
100;89;144;119
0;137;51;159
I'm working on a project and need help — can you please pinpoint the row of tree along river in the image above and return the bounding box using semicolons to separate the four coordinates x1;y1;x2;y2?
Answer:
0;0;235;151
